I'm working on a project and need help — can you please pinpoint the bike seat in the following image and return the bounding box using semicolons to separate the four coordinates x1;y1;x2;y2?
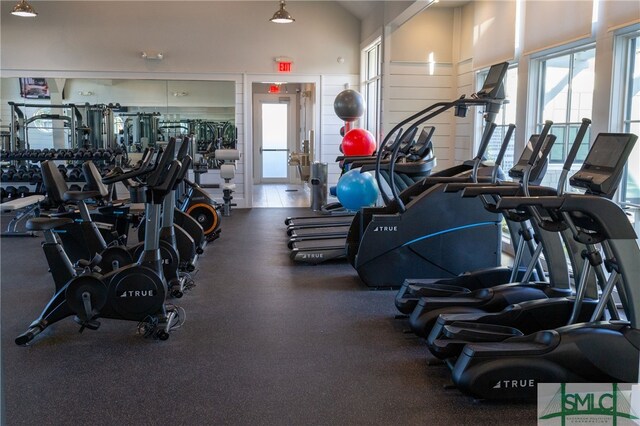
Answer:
26;217;74;231
63;190;102;202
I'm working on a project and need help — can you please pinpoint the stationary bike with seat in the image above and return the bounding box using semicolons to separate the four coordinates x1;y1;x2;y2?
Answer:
15;140;184;345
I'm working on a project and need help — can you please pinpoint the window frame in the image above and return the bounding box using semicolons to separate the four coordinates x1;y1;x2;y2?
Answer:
534;44;596;165
616;30;640;206
361;37;382;144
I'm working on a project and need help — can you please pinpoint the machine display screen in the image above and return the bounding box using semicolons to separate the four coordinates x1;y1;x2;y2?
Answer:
584;134;630;169
518;136;539;164
515;134;552;165
416;126;434;145
477;62;508;98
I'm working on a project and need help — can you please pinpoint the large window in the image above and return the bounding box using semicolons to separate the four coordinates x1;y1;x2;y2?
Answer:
536;46;596;189
362;38;381;143
620;33;640;205
478;65;518;172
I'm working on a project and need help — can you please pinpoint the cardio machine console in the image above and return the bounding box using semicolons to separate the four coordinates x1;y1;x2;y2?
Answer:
569;133;638;198
508;134;556;184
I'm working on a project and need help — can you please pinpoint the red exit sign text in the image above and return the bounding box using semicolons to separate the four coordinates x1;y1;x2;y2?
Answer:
278;62;292;73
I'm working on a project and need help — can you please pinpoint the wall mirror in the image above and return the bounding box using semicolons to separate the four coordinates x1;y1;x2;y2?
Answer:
0;78;236;169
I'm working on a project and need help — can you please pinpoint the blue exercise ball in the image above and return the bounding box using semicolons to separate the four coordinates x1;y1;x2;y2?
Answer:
336;170;379;211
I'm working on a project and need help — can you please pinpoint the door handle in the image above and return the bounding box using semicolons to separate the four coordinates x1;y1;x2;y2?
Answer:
260;148;290;153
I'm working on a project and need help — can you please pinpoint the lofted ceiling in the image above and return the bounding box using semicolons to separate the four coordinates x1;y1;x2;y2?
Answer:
335;1;382;21
335;0;470;21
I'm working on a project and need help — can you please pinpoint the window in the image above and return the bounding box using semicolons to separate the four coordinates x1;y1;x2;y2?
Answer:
620;33;640;205
362;38;382;143
477;65;518;172
536;46;596;189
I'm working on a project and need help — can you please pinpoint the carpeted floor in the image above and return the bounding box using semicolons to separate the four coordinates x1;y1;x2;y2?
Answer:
1;208;536;425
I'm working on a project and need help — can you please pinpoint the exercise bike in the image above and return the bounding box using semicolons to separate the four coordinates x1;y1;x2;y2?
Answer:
16;140;184;345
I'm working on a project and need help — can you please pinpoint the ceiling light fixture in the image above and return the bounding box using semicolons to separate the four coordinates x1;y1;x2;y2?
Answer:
11;0;38;17
270;1;294;24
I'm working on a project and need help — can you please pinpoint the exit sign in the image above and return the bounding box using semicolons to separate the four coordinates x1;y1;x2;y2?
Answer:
269;85;280;94
278;61;292;73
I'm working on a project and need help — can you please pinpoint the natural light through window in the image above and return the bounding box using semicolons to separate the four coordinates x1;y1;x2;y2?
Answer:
537;46;595;190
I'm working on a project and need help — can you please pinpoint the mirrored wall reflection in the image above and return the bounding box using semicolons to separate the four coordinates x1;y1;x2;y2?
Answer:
0;78;236;168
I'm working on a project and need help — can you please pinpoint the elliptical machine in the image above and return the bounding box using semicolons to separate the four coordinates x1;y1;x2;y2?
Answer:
16;139;184;345
425;130;635;362
448;132;639;400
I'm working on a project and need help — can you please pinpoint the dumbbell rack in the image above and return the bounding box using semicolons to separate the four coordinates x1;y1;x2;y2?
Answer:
0;148;123;202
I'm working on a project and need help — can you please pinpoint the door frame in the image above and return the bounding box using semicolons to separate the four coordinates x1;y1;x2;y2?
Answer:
252;93;297;184
244;74;321;207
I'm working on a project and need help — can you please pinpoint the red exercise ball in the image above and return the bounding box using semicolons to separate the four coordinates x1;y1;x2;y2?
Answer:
341;128;376;156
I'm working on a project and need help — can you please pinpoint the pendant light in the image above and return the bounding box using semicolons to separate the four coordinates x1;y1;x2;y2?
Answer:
11;0;38;17
270;1;294;24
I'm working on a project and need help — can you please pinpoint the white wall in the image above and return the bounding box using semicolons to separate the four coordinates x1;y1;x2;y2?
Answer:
390;7;455;63
381;7;462;170
385;62;455;169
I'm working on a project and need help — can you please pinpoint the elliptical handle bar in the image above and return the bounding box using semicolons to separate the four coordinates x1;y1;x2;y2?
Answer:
522;120;553;199
527;120;553;168
557;118;591;195
471;122;497;183
475;122;497;161
388;127;419;210
376;128;404;205
491;124;516;184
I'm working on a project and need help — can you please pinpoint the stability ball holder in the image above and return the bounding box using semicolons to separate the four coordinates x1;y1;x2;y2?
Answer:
336;169;379;211
334;89;365;122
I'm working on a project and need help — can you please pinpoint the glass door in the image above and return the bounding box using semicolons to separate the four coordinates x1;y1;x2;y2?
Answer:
261;102;289;180
253;94;295;183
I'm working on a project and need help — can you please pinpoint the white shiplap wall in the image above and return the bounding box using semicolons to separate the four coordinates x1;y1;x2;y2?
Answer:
320;75;360;187
454;59;475;165
384;62;455;171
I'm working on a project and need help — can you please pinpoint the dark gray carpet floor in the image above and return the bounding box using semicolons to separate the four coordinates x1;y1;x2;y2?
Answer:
1;208;536;425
